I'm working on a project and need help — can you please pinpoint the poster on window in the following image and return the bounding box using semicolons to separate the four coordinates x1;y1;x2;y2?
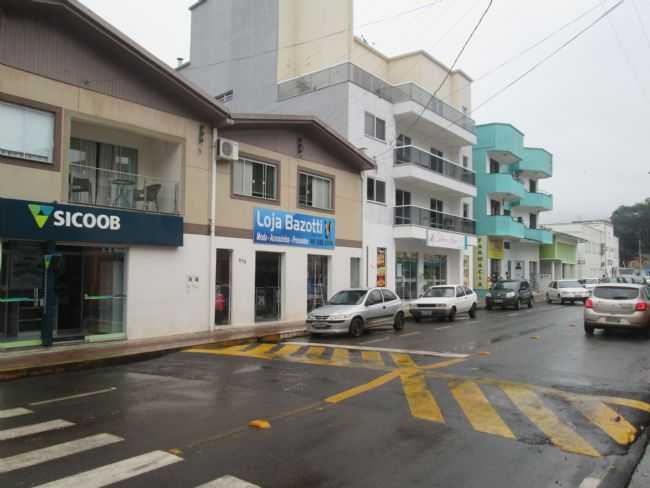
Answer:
463;255;470;287
376;247;386;287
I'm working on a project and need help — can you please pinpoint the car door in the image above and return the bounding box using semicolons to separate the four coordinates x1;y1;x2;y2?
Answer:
520;281;531;302
455;286;468;312
548;281;557;300
465;287;476;308
381;289;401;321
364;289;385;328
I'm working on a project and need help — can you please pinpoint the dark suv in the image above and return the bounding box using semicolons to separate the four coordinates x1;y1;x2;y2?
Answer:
486;280;534;310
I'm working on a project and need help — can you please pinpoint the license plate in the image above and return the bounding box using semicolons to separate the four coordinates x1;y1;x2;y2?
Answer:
419;311;432;316
493;299;503;304
313;322;329;329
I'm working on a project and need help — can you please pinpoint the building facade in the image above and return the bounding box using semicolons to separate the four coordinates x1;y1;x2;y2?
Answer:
545;221;619;278
472;123;554;293
539;232;584;288
180;0;478;299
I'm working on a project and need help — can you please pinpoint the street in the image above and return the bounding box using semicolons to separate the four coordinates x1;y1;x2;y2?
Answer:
2;304;650;488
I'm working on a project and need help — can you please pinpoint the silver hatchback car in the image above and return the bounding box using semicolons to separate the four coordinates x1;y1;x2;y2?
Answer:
306;288;404;337
584;284;650;336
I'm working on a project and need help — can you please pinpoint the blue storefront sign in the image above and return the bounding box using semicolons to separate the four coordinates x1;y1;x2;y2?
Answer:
253;208;335;249
0;198;183;247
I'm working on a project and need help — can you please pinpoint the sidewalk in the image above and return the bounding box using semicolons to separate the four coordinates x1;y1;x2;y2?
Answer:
0;322;307;381
629;438;650;488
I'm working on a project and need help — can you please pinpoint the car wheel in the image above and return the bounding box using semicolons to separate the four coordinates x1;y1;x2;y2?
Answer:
514;299;521;311
393;312;405;331
448;307;456;322
349;317;364;338
469;303;477;319
584;323;595;336
528;298;534;308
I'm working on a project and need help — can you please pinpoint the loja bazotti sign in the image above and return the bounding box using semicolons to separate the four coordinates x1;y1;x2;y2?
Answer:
253;207;335;249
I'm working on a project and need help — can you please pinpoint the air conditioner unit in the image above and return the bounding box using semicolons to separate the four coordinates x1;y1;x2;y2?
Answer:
217;138;239;161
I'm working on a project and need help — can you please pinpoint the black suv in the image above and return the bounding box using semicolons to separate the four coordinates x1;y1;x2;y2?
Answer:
486;280;533;310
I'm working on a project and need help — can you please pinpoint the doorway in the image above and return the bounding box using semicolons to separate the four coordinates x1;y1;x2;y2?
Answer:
255;252;281;322
307;255;329;312
215;249;232;325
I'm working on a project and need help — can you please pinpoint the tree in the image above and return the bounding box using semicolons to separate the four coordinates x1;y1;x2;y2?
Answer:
611;198;650;264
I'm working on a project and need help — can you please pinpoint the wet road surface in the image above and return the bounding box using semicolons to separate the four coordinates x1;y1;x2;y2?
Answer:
2;303;650;487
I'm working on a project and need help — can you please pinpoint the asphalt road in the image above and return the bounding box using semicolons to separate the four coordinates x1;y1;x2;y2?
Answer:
2;303;650;488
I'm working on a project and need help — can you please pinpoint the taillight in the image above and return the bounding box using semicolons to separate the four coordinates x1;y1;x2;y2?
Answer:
635;302;648;312
584;298;593;309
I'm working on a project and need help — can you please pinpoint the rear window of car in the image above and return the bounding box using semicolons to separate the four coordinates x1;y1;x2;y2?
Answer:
593;287;640;300
424;287;455;298
559;281;582;288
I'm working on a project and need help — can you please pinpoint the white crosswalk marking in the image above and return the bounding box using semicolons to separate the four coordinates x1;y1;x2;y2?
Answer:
0;420;74;441
0;408;32;419
0;433;123;474
196;475;261;488
32;450;182;487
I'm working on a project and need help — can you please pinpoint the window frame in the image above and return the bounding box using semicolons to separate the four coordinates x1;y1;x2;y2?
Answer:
0;92;62;172
367;177;386;205
364;111;387;142
230;153;281;205
366;289;384;306
297;167;335;213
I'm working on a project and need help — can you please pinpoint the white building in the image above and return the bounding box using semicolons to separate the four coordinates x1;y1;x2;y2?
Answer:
546;220;619;278
180;0;478;299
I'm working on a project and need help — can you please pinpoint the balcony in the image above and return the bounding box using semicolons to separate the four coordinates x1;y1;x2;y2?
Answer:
394;206;475;234
479;215;525;240
393;146;476;198
68;163;180;214
475;124;524;165
516;148;553;179
513;191;553;212
524;227;553;245
484;173;526;201
277;62;475;143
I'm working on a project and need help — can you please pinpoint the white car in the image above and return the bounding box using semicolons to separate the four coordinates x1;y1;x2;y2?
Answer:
546;280;590;305
410;285;478;322
579;278;600;295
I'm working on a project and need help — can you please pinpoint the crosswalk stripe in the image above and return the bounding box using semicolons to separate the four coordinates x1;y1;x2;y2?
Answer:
450;381;515;439
0;408;32;420
0;433;123;474
325;370;401;404
245;344;276;356
33;450;183;488
0;420;74;441
331;348;350;365
271;344;301;358
391;353;444;423
195;475;261;487
501;385;600;457
305;346;326;360
361;351;384;368
570;399;637;445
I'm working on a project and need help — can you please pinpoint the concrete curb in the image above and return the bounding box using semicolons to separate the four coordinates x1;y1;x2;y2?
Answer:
0;327;307;382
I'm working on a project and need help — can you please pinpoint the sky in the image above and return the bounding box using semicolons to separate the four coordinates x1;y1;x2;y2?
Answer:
79;0;650;224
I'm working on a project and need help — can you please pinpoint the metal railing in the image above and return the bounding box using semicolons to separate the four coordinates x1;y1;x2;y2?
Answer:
394;146;475;185
394;205;476;234
68;163;180;214
278;63;475;133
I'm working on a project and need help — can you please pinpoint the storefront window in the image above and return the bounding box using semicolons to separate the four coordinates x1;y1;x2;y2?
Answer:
307;255;329;312
423;254;447;289
396;252;418;299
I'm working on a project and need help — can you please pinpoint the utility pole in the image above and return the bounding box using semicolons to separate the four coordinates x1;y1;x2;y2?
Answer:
639;238;643;274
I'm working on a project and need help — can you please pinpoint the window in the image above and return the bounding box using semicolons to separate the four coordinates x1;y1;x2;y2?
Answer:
396;252;418;299
350;257;361;288
233;157;277;200
0;100;55;164
423;254;447;288
299;171;332;210
462;155;469;168
490;200;501;215
381;289;398;302
463;203;470;219
364;112;386;141
366;290;383;306
529;180;538;192
489;159;500;174
367;177;386;204
430;199;444;212
395;189;411;224
464;287;473;296
396;134;412;162
456;287;465;297
430;147;444;173
530;214;538;229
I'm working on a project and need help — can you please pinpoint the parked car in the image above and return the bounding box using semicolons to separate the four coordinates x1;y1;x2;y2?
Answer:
584;284;650;336
410;285;477;322
306;288;404;337
578;278;599;295
546;280;589;304
486;280;533;310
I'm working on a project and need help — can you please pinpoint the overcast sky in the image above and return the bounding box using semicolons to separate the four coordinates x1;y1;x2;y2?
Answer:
80;0;650;223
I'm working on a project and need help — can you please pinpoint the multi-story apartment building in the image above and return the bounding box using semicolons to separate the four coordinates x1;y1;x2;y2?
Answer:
472;123;554;292
180;0;478;299
546;220;619;278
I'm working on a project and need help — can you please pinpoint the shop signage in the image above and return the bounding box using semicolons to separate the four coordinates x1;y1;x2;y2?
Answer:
0;198;183;247
253;208;335;249
474;236;488;290
426;230;467;250
376;247;387;287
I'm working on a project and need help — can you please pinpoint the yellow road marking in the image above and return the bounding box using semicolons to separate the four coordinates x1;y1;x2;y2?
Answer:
570;399;637;445
331;348;350;365
502;384;600;457
271;344;302;358
325;370;401;404
246;343;277;355
391;353;444;423
421;358;468;370
361;351;385;368
305;346;326;360
451;381;515;439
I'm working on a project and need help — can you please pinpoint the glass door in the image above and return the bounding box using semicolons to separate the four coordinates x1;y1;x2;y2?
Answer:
0;241;45;343
255;252;281;322
396;252;418;300
307;255;329;312
215;249;232;325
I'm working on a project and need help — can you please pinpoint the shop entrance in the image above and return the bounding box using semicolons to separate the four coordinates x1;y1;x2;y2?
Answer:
255;252;281;322
307;255;328;312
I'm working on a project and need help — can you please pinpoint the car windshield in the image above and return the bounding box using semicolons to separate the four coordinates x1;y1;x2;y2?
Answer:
328;290;366;305
423;287;455;298
593;287;640;300
559;281;582;288
493;281;518;290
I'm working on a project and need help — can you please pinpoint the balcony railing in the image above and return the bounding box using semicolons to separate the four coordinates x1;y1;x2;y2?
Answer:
277;62;475;133
394;205;476;234
68;163;180;214
394;146;475;186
